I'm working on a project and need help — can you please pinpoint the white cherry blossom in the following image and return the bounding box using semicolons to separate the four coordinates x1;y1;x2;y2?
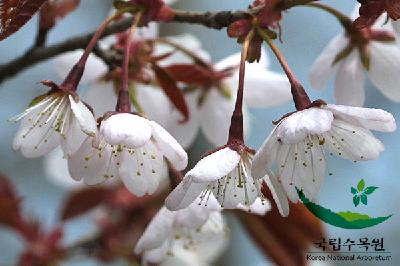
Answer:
309;10;400;106
68;112;187;196
165;147;266;210
252;104;396;213
134;198;229;266
11;91;96;158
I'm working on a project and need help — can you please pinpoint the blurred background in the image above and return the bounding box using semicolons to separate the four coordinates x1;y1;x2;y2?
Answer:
0;0;399;265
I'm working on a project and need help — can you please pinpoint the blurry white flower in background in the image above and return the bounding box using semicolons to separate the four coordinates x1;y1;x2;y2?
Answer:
135;197;229;266
310;6;400;106
252;103;396;213
165;49;292;148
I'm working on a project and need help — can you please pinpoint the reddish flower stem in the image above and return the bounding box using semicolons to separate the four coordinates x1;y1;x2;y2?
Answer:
60;13;120;92
116;13;143;113
227;30;254;145
258;29;311;110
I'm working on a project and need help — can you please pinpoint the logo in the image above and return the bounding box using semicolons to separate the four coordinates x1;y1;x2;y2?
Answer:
296;179;392;229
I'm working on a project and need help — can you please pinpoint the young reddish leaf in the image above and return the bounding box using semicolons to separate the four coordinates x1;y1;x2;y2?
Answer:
0;0;48;41
60;187;111;221
164;64;213;86
40;0;81;30
0;174;21;227
153;64;189;122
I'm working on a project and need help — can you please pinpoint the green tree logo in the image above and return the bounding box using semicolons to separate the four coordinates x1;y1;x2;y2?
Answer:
351;179;378;207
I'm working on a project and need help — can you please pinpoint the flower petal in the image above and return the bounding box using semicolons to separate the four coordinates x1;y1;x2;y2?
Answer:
237;197;271;215
164;91;201;149
134;207;175;254
324;104;396;132
69;95;97;136
309;35;348;90
276;108;334;144
100;113;152;148
244;70;291;108
334;51;365;106
84;82;117;117
200;88;250;147
368;41;400;102
44;148;83;188
189;147;240;183
252;126;280;179
67;136;113;184
263;172;289;217
61;118;88;156
323;119;384;161
118;143;164;196
165;177;208;211
150;121;188;171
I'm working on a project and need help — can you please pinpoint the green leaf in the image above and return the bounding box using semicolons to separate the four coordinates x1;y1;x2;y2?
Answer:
364;186;378;195
351;187;357;194
353;195;360;207
357;179;365;192
361;194;368;205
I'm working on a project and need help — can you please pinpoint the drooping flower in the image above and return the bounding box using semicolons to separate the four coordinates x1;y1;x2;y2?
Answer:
68;112;187;196
11;88;97;158
252;103;396;212
165;146;265;210
309;8;400;106
134;198;229;266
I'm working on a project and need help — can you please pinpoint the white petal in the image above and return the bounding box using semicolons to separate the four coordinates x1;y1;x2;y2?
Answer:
150;121;188;171
276;108;334;144
244;70;291;108
54;50;107;84
165;177;208;211
200;89;235;147
188;147;240;183
44;147;84;188
67;136;115;184
69;95;97;136
391;19;400;37
309;35;349;90
324;119;384;161
215;47;269;71
237;198;271;215
174;202;211;229
263;172;289;217
61;118;88;156
324;104;396;132
100;113;152;148
334;51;365;106
136;84;172;128
211;161;260;209
118;143;164;196
368;41;400;102
134;207;175;254
156;34;211;66
12;95;68;157
84;82;117;117
142;241;170;265
164;91;201;149
275;138;326;203
252;126;280;179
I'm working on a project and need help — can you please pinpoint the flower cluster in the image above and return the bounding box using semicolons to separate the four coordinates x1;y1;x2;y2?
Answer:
5;0;400;265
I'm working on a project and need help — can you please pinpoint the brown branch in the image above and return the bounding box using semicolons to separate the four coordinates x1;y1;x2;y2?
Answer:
0;0;318;84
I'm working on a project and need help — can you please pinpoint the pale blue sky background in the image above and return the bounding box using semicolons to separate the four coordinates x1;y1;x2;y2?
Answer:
0;1;399;265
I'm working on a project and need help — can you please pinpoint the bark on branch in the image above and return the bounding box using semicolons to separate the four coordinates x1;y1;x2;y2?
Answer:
0;0;317;84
